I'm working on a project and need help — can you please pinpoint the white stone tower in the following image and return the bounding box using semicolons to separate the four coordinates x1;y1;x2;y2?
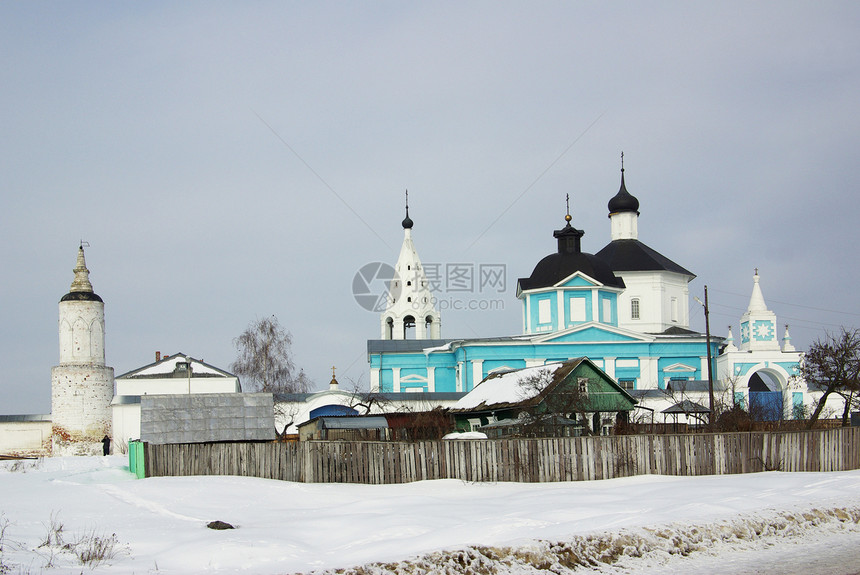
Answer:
51;245;114;455
380;193;441;340
738;269;780;352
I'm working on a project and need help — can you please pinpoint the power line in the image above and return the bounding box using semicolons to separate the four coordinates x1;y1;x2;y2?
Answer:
709;288;859;317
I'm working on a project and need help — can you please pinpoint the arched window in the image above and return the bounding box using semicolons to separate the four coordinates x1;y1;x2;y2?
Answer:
631;298;640;320
403;315;416;339
386;317;394;340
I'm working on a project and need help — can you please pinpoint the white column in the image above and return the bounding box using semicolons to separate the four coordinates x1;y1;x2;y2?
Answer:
393;367;401;393
370;368;381;393
603;357;616;379
471;360;484;391
524;296;531;334
427;366;436;393
641;357;659;390
556;290;565;331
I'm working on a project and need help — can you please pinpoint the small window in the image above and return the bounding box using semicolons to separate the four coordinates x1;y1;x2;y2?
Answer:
671;297;678;322
631;298;640;320
570;297;586;322
407;281;412;286
618;379;635;390
538;298;551;324
577;377;589;395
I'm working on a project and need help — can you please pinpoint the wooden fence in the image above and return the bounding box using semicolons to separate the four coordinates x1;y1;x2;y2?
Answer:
143;427;860;484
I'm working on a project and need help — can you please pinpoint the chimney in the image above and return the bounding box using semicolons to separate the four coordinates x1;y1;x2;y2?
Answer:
155;351;161;362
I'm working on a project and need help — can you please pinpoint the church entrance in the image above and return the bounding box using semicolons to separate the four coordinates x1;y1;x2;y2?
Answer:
748;371;784;421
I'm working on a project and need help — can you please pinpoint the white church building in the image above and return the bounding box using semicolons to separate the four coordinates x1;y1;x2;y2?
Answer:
367;165;822;424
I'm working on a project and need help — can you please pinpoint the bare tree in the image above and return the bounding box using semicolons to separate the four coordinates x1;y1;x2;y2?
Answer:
800;328;860;429
516;369;593;436
230;316;312;394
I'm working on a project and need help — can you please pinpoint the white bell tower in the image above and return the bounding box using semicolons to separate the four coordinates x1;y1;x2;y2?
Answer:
380;192;441;340
738;269;780;352
51;245;115;455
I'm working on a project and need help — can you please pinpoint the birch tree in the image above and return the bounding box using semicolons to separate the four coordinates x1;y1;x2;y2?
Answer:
230;316;312;394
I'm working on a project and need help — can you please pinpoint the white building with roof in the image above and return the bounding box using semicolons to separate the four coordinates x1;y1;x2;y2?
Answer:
111;352;241;448
366;162;822;426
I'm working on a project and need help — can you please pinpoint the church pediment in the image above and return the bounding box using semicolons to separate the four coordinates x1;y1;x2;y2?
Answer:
558;274;599;288
663;363;697;373
532;323;649;344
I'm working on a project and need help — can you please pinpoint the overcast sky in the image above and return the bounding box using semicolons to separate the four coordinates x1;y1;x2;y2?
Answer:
2;2;859;414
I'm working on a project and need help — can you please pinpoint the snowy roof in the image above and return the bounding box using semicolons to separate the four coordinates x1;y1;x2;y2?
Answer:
116;353;236;379
451;358;637;414
451;361;571;411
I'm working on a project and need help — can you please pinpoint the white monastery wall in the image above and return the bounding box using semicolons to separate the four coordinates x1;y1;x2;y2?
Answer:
0;421;52;454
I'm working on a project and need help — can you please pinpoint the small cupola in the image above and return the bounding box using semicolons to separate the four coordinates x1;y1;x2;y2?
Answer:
607;153;640;241
607;170;640;215
402;189;414;229
553;207;585;255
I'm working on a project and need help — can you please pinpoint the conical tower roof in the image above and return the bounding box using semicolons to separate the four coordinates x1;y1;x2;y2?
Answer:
746;269;768;313
60;245;103;302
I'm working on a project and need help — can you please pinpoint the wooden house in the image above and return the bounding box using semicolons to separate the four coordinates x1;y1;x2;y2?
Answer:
448;358;636;436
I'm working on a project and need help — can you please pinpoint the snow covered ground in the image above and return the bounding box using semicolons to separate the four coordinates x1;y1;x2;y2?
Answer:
1;455;859;574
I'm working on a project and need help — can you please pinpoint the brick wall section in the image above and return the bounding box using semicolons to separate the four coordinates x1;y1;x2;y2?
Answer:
51;364;114;455
140;393;276;445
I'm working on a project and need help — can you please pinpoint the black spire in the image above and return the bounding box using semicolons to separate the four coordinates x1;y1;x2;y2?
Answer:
607;152;640;215
402;189;414;229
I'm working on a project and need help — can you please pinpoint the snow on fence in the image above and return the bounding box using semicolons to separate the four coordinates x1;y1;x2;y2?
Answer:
142;427;860;484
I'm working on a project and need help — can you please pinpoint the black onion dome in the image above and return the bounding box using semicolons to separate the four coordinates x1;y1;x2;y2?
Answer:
402;190;414;228
519;251;624;291
607;171;639;215
518;220;625;291
60;291;103;303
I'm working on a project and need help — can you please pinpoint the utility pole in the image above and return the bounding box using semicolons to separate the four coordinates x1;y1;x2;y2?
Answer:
695;287;716;429
704;286;715;429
